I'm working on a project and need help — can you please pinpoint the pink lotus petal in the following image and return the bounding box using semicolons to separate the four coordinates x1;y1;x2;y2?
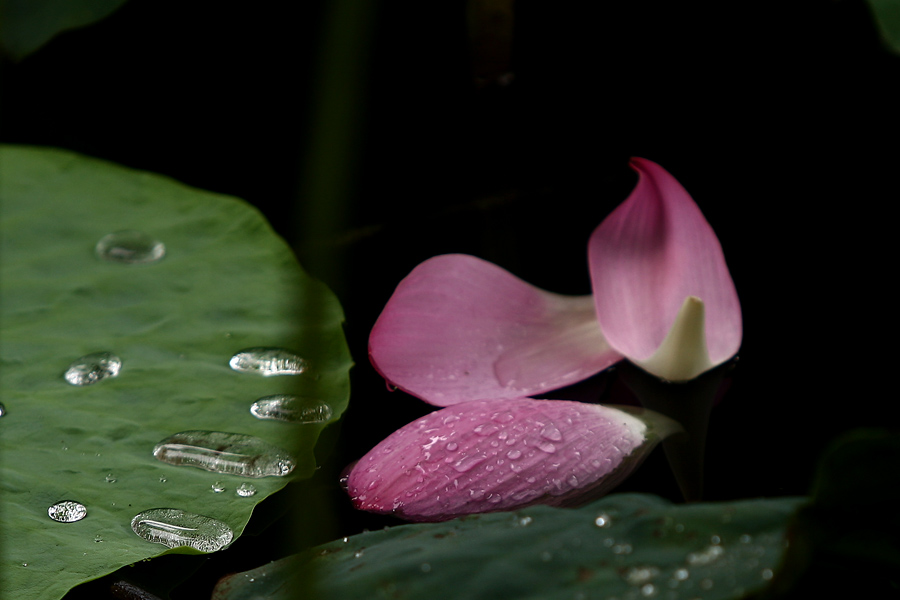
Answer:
346;398;658;522
588;158;742;380
370;254;621;406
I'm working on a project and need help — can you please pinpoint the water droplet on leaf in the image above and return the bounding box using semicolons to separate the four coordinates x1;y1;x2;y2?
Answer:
211;482;226;493
95;230;165;264
130;508;233;552
236;482;257;497
0;402;6;417
250;394;332;423
105;474;117;483
64;352;121;386
229;348;309;376
48;500;87;523
594;513;611;528
153;430;296;477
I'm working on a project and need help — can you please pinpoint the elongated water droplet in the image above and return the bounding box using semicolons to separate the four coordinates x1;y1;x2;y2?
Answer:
229;348;309;376
64;352;121;386
48;500;87;523
131;508;233;552
236;483;257;497
250;395;332;423
211;482;226;493
96;230;166;264
153;430;295;477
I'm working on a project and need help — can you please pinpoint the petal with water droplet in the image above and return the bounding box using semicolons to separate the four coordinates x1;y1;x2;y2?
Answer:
369;255;621;406
346;398;676;521
588;158;742;381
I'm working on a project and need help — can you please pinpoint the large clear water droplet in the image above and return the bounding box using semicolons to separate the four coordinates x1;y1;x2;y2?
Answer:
250;394;332;423
48;500;87;523
131;508;233;552
236;482;257;497
64;352;122;386
153;430;295;477
229;348;309;376
95;230;166;264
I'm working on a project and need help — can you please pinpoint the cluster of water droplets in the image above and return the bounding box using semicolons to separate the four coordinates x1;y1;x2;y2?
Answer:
153;430;296;477
95;230;166;264
250;394;332;424
48;501;87;523
229;348;309;376
35;231;335;557
130;508;233;552
64;352;122;386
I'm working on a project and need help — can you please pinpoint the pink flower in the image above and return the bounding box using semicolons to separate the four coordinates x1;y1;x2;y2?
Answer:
370;157;741;392
351;158;739;520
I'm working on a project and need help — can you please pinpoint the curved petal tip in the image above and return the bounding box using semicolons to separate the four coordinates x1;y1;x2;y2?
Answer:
588;158;741;380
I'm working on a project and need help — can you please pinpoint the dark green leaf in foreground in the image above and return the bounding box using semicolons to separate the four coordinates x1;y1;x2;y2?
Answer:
213;493;805;600
0;145;352;600
0;0;129;60
769;430;900;597
866;0;900;53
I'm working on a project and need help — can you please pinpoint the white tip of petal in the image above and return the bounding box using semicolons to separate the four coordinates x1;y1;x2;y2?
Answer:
636;296;713;382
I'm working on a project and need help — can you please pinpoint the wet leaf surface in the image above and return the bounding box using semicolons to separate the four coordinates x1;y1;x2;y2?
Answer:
0;145;352;600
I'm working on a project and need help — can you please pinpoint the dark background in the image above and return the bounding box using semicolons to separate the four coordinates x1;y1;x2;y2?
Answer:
2;1;897;597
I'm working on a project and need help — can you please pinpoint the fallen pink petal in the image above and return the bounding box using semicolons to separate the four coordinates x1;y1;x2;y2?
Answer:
369;254;621;406
346;398;679;522
588;157;742;381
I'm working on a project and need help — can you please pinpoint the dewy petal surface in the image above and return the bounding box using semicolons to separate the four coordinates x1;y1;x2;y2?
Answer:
369;254;620;405
346;398;651;522
588;158;742;379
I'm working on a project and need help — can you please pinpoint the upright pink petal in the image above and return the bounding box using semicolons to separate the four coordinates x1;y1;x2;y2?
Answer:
370;254;621;406
588;158;741;380
346;398;668;522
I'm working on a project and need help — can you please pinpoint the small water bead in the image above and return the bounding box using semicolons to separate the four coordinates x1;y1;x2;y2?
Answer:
212;482;226;493
446;442;458;452
229;348;309;376
159;477;167;483
540;425;563;442
131;508;233;552
0;402;6;417
105;474;117;483
594;513;611;528
64;352;122;386
537;441;556;453
250;395;332;423
48;500;87;523
153;430;296;477
95;230;166;264
236;483;257;497
686;544;724;566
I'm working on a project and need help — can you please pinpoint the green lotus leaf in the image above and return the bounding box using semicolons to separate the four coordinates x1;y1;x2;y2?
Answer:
866;0;900;53
0;0;129;60
0;145;352;600
213;493;805;600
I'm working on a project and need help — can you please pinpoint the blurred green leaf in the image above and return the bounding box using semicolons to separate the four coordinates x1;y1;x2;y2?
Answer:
866;0;900;53
0;145;352;600
768;430;900;597
0;0;129;60
213;493;804;600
